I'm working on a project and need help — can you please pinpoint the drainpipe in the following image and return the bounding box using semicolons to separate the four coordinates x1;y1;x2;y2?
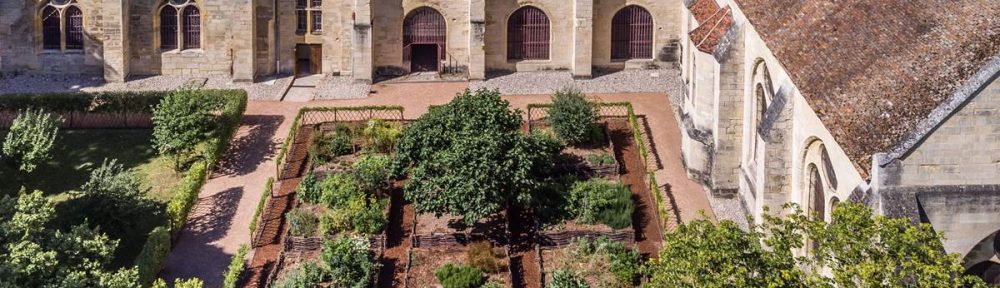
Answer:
273;0;280;75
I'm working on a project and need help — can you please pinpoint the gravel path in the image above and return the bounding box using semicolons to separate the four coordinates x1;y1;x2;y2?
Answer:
470;69;679;95
0;74;292;100
313;75;371;100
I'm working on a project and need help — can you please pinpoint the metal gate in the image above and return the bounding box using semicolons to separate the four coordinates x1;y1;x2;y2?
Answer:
403;7;446;71
611;5;653;60
507;6;549;60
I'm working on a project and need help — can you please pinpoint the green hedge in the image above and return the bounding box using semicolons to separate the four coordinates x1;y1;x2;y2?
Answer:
0;91;167;113
249;177;274;234
222;244;249;288
274;105;404;178
135;226;171;286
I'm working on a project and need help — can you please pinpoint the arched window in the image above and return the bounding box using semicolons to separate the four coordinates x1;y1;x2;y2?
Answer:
182;6;200;49
807;164;826;219
507;6;549;60
64;6;83;50
41;6;61;50
611;5;653;60
160;7;178;49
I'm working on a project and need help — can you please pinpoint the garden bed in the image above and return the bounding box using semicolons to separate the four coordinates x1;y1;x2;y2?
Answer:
407;246;512;288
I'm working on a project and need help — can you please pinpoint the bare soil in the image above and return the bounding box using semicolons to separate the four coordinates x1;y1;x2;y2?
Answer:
377;183;414;288
408;247;511;287
607;119;663;257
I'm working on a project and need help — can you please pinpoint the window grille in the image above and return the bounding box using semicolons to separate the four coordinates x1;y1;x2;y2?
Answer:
182;6;200;49
160;7;178;49
507;6;549;60
42;6;61;50
611;5;653;60
311;11;322;32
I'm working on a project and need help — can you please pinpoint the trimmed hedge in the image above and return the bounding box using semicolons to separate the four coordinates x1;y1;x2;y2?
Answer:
0;91;166;113
222;244;249;288
135;226;171;286
249;177;274;234
166;161;209;233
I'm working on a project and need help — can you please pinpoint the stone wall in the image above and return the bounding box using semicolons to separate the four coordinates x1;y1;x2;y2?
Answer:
592;0;680;68
0;0;105;75
483;0;575;72
879;75;1000;187
371;0;471;76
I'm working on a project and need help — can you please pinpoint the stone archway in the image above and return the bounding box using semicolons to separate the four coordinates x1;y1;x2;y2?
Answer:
403;7;446;72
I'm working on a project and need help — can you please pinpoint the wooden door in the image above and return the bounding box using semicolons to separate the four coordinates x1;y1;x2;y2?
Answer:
309;45;322;74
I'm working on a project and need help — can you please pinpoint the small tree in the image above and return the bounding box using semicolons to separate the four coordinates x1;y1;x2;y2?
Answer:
74;159;161;237
2;109;61;173
548;88;596;145
151;89;221;168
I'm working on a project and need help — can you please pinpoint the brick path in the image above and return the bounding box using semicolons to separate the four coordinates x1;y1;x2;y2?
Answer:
161;81;714;287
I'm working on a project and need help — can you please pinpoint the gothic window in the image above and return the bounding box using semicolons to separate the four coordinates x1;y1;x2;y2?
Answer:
182;6;201;49
41;6;61;50
507;6;549;60
160;0;200;51
64;6;83;50
160;7;178;49
611;5;653;60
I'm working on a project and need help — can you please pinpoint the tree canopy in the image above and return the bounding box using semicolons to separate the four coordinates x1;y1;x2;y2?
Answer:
395;88;561;223
151;89;222;167
647;202;987;288
0;189;139;288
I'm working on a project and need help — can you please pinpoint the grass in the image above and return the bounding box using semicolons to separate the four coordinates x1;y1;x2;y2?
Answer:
0;129;184;267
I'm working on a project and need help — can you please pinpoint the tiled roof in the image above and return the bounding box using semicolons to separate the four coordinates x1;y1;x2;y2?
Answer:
690;6;734;54
734;0;1000;175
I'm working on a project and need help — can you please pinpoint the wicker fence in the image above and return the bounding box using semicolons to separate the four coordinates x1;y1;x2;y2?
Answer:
537;229;635;247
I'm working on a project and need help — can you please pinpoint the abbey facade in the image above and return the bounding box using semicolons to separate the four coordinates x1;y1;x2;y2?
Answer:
0;0;682;82
677;0;1000;281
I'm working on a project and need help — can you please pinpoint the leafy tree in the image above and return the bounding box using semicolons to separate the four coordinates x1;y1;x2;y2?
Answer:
550;269;590;288
396;88;562;223
151;89;222;168
2;109;61;173
322;236;378;288
434;263;485;288
0;189;139;287
72;158;162;240
646;203;988;288
548;88;596;145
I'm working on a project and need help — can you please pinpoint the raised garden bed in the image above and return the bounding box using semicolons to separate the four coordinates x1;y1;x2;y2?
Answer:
407;246;512;288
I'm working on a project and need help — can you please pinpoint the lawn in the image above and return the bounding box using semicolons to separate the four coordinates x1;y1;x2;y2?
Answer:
0;128;184;267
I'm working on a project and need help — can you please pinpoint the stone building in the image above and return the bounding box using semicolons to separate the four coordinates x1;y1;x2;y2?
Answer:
676;0;1000;282
0;0;683;82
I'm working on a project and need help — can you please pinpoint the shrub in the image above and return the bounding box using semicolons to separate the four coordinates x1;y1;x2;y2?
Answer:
135;226;171;286
319;173;362;208
585;153;615;166
74;158;161;239
322;236;378;288
173;278;204;288
550;269;590;288
568;179;634;229
2;109;61;172
548;88;596;145
287;208;318;237
320;209;351;235
166;161;208;233
151;89;223;168
250;177;275;234
353;154;391;192
222;244;248;288
590;237;642;286
434;263;485;288
482;280;505;288
466;241;500;273
297;172;320;204
350;196;387;235
361;119;402;153
272;262;324;288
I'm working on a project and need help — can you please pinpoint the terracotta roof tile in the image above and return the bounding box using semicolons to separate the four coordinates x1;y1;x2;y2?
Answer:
733;0;1000;175
690;6;735;54
689;0;721;24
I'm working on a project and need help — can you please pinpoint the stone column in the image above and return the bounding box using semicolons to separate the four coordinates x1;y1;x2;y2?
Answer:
710;29;744;196
231;0;256;82
102;0;130;82
468;0;486;80
352;0;373;83
571;0;593;79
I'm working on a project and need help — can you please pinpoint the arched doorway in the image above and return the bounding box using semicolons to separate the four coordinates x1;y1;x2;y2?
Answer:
403;7;446;72
611;5;653;60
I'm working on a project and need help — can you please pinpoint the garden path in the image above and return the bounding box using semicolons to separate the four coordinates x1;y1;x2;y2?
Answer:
162;81;714;287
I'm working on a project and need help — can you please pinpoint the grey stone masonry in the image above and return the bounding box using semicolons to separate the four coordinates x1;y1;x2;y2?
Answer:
711;26;744;194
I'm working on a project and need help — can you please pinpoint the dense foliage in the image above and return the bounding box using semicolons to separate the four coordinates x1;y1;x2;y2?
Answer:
135;226;170;286
647;203;988;287
361;119;402;154
435;263;485;288
352;154;392;192
2;109;61;172
0;190;140;287
396;88;561;223
310;172;386;235
297;172;320;204
72;159;162;241
567;179;634;229
271;262;324;288
548;89;596;145
287;208;319;237
151;89;223;167
322;236;378;288
222;244;248;288
550;269;590;288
